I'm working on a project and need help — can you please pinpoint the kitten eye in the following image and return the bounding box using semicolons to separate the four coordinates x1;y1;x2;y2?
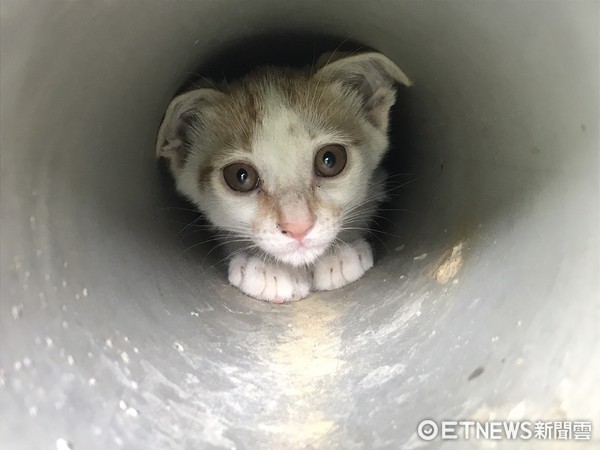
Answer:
314;144;347;177
223;163;260;192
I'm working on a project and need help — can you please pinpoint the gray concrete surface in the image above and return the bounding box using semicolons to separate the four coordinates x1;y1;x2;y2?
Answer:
1;1;598;448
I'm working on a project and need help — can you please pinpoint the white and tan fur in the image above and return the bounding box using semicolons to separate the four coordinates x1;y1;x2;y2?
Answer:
156;52;411;302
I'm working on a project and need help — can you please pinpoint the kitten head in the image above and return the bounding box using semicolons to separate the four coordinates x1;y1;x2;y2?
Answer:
157;52;411;266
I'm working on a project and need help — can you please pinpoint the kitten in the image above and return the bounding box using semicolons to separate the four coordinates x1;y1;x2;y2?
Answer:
156;51;411;303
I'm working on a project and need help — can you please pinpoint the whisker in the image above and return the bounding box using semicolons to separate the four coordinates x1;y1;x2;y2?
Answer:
178;215;207;236
182;72;219;90
206;238;254;257
160;206;202;213
365;230;389;250
182;237;248;256
201;243;259;275
309;35;355;108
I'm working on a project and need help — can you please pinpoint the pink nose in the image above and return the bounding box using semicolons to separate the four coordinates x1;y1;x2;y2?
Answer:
279;221;313;241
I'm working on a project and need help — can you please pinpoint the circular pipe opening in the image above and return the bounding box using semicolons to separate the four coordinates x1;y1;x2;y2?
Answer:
1;2;598;448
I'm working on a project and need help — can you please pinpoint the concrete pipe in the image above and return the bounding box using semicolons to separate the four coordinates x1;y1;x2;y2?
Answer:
1;1;598;448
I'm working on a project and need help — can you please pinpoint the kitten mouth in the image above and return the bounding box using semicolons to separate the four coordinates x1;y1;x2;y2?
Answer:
267;243;329;267
254;231;339;267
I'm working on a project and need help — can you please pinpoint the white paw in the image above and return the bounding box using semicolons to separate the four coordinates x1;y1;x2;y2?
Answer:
228;254;311;303
312;239;374;291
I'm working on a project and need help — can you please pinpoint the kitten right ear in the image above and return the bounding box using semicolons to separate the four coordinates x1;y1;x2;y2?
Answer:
315;52;412;131
155;88;224;169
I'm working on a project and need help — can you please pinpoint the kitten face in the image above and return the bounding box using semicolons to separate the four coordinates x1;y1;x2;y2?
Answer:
157;53;411;267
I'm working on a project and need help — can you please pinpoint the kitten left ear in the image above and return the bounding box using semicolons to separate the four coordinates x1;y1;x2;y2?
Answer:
155;88;224;170
315;52;412;131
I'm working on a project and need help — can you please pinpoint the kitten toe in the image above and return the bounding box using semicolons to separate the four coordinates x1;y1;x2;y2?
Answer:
312;239;373;291
354;238;374;271
265;266;311;303
238;257;269;299
290;271;312;301
260;266;288;301
228;254;247;287
227;255;311;303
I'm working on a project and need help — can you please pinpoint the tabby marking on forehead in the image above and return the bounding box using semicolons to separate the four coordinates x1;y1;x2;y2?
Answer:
212;89;261;152
198;164;214;190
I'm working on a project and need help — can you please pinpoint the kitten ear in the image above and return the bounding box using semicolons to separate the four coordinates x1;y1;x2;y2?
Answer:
315;52;412;131
155;88;224;169
315;50;353;69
